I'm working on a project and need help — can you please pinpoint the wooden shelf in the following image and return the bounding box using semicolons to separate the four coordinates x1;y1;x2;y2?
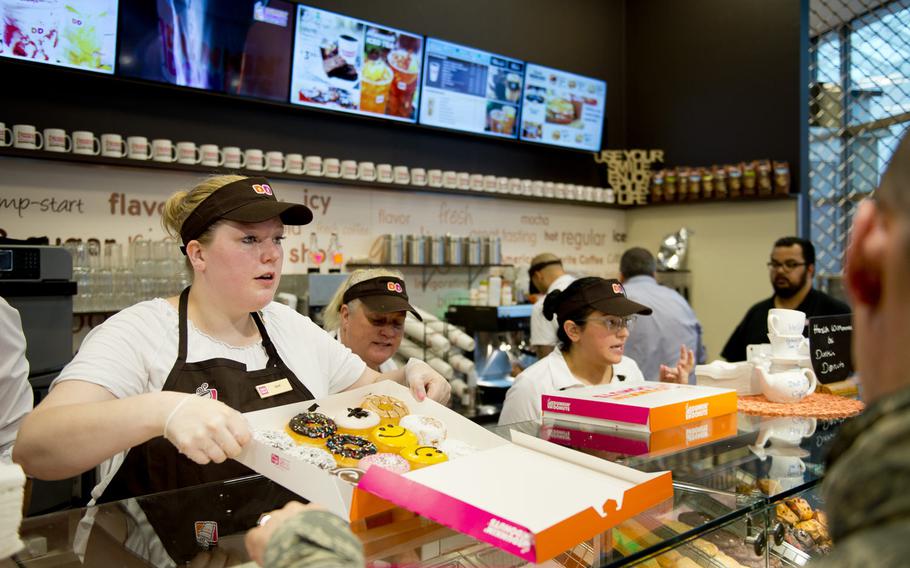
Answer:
0;147;623;209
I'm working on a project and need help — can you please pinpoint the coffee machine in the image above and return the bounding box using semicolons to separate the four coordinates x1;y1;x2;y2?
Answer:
0;245;83;514
277;273;349;324
444;304;536;420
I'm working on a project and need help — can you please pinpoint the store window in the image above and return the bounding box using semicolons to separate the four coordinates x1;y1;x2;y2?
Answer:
809;0;910;297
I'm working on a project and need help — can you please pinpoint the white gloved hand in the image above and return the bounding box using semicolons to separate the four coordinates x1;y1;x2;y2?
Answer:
163;394;251;464
404;357;451;404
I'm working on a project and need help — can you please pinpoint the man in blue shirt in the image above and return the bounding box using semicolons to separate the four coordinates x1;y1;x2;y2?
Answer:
620;247;706;382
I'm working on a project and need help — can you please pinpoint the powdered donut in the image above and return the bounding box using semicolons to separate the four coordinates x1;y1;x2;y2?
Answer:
285;445;337;471
437;439;479;460
399;414;447;447
359;452;411;474
253;429;296;451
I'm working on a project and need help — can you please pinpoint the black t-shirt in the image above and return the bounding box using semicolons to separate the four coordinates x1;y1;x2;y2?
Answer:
721;288;852;361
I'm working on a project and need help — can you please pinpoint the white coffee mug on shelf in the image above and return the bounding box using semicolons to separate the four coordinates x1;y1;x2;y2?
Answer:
768;308;806;336
593;187;605;202
442;170;457;188
456;172;470;190
554;183;567;199
266;151;287;173
176;141;201;165
286;153;304;174
73;131;101;156
393;165;410;184
358;161;376;181
341;159;358;179
13;124;42;150
377;163;393;183
323;157;341;178
101;133;127;158
543;181;555;198
199;144;224;167
43;128;72;152
410;168;427;186
151;138;177;162
305;155;324;176
245;148;265;171
521;179;533;195
427;169;443;187
531;180;544;196
0;122;11;147
223;146;246;168
497;176;509;193
127;136;152;160
508;178;522;194
483;175;498;192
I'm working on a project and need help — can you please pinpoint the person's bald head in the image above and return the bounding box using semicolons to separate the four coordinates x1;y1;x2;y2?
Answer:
529;253;566;293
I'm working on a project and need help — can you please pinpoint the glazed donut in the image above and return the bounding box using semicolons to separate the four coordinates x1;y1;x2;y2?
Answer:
360;394;410;423
326;434;378;467
286;412;337;447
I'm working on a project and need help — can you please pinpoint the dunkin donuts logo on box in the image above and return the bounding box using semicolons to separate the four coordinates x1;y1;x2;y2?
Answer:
252;183;273;195
685;402;709;421
386;282;403;293
483;518;532;553
546;400;571;412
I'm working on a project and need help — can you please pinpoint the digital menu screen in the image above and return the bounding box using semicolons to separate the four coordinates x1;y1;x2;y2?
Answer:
418;38;523;139
118;1;293;101
0;0;118;74
519;63;606;151
290;5;423;123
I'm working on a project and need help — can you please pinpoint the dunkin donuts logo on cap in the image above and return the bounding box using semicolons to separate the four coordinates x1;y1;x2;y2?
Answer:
387;282;403;293
612;282;623;294
251;183;273;195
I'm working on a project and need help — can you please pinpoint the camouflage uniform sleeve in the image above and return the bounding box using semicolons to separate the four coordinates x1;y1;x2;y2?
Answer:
264;510;364;568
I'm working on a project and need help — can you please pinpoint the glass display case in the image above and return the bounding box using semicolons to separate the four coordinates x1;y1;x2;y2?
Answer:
5;413;845;568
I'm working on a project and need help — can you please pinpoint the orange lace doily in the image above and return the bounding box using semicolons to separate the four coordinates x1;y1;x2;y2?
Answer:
738;393;865;418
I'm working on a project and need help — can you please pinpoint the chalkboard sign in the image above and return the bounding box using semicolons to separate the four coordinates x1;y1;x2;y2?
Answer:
808;314;853;383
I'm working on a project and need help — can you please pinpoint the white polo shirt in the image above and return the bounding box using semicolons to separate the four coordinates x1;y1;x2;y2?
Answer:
529;273;577;347
498;348;645;425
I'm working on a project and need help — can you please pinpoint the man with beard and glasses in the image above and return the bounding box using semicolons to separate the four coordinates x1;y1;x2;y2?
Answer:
720;237;850;361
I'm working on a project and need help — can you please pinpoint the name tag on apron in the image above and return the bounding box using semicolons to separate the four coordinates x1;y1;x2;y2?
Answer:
256;378;292;399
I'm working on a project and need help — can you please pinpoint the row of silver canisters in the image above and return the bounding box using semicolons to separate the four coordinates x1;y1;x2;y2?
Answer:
382;235;502;265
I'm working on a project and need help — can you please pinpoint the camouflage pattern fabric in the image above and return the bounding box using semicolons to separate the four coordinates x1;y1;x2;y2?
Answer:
264;510;364;568
812;386;910;566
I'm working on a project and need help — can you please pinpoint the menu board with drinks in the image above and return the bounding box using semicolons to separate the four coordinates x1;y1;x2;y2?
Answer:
290;6;423;123
118;0;294;101
418;37;524;139
519;63;606;151
0;0;118;74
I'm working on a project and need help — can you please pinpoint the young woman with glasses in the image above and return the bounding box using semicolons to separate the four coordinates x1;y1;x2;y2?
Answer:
499;277;694;424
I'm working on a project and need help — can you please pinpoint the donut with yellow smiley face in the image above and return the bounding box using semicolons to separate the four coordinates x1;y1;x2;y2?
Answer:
369;423;419;454
401;445;449;469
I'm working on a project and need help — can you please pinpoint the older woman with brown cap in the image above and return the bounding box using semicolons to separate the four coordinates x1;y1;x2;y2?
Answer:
499;276;693;425
15;175;449;504
323;268;421;373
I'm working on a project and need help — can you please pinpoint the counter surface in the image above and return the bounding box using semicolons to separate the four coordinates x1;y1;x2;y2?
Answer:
8;412;844;567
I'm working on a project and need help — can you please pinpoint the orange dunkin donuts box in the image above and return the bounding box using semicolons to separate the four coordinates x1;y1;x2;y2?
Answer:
541;382;738;433
540;412;739;458
238;381;672;563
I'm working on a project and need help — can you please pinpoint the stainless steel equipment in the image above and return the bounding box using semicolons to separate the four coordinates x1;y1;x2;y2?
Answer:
445;304;535;421
277;273;349;325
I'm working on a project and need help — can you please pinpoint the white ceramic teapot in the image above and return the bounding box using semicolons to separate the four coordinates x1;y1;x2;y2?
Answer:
752;417;818;447
756;367;818;403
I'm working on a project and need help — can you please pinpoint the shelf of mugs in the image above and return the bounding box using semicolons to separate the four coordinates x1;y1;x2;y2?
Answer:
346;262;513;291
0;127;621;208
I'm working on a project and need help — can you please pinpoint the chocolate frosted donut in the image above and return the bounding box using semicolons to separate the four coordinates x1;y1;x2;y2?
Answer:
326;434;378;461
289;412;337;439
702;529;740;550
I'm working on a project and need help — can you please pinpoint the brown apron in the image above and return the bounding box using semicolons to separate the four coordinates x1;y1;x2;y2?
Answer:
97;287;313;561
